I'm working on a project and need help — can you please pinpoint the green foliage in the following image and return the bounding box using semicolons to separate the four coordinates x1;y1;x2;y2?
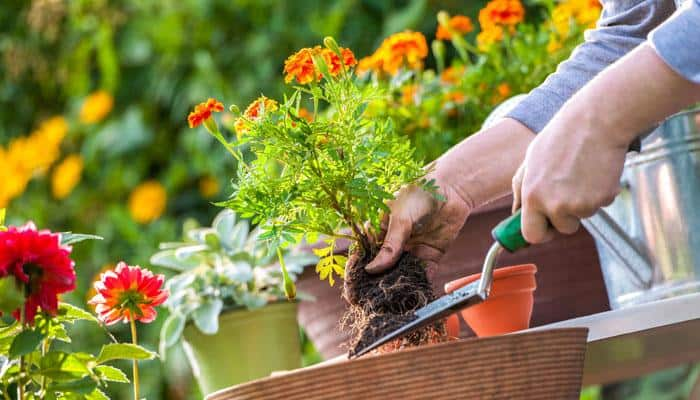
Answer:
221;43;427;255
0;302;154;399
151;210;316;354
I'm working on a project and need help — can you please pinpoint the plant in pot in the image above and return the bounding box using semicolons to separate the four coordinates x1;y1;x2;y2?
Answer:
188;37;450;357
151;209;316;394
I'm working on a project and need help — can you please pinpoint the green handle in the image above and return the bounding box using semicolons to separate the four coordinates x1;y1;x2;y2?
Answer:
491;209;529;252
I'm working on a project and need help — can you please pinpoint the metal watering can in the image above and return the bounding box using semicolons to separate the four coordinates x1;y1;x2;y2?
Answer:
485;97;700;309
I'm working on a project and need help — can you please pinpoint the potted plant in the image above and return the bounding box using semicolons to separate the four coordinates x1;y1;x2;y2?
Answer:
151;209;315;394
188;34;452;356
277;2;608;358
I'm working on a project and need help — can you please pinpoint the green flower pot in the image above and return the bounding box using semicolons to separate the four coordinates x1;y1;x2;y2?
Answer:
182;301;301;395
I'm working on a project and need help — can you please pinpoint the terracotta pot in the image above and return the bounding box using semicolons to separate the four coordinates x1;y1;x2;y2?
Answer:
296;195;609;359
445;264;537;337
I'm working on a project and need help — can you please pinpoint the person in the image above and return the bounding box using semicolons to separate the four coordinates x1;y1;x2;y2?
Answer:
366;0;700;274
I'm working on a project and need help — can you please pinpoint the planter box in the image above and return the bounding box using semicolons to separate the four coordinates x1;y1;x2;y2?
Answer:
297;196;609;358
207;328;588;400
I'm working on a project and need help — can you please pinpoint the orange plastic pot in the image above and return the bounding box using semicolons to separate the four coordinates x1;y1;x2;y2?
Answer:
444;264;537;337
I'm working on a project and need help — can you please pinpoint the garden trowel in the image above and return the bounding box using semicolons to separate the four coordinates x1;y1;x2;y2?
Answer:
351;207;652;358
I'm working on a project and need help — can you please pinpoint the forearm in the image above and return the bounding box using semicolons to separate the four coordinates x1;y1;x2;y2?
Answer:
507;0;674;133
433;118;534;209
557;43;700;148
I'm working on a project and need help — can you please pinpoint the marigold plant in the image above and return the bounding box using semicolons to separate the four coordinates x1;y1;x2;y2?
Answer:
191;38;435;293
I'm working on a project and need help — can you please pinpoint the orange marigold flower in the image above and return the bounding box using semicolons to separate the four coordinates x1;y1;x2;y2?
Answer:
436;15;474;40
440;65;466;84
445;91;466;104
89;262;168;325
380;31;429;75
234;96;278;137
479;0;525;29
357;53;384;76
188;98;224;128
284;47;319;85
323;48;358;76
492;83;512;104
298;107;314;122
284;46;357;84
359;31;428;76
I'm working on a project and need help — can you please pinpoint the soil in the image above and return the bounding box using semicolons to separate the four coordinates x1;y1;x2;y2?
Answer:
342;249;447;357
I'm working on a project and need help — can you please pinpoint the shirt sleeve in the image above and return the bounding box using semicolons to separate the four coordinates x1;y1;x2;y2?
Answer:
506;0;676;133
649;0;700;83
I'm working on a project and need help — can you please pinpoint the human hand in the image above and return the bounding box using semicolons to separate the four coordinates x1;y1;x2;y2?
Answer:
365;172;472;273
511;114;627;244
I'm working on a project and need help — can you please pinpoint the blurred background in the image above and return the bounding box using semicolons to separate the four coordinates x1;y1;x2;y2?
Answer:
2;1;693;399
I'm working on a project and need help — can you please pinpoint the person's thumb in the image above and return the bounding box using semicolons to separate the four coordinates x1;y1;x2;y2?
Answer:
365;214;411;274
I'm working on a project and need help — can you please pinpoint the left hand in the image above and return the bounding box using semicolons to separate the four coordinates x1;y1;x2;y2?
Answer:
511;112;628;244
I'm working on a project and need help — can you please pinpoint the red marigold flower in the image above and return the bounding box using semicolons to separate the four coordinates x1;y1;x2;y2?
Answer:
436;15;474;40
89;262;168;325
188;98;224;128
0;223;76;323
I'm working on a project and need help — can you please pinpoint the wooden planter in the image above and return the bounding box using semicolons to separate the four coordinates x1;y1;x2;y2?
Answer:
208;328;589;400
297;196;609;359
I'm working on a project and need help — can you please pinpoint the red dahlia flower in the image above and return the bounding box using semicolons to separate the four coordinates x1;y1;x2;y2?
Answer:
0;222;76;323
89;262;168;325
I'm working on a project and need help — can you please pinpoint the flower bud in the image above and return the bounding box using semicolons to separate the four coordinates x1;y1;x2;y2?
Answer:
229;104;241;116
437;11;451;29
311;51;331;80
323;36;342;56
431;40;446;72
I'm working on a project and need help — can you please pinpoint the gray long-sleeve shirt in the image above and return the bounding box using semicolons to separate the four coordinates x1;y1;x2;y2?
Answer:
506;0;700;133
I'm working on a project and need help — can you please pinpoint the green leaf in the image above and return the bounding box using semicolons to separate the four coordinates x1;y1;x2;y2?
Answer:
60;232;103;246
192;299;223;335
85;388;110;400
95;365;129;383
48;376;98;394
58;302;100;324
97;343;156;364
9;329;45;358
39;352;91;381
0;277;24;315
159;312;186;355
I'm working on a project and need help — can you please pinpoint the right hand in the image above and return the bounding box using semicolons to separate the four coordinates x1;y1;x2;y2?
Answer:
365;172;472;273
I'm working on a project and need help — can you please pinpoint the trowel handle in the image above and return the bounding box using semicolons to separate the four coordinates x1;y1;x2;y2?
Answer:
492;209;529;253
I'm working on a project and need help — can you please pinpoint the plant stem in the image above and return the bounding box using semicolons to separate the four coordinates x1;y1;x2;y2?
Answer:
17;305;25;400
130;319;140;400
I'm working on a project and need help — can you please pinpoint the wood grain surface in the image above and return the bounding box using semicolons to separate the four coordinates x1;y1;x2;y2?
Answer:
208;328;588;400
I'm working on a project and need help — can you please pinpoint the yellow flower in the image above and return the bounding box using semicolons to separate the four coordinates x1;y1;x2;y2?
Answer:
477;25;504;52
37;116;68;146
551;0;601;37
199;176;220;198
128;181;167;224
51;155;83;199
547;38;563;53
80;90;114;124
0;148;30;208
